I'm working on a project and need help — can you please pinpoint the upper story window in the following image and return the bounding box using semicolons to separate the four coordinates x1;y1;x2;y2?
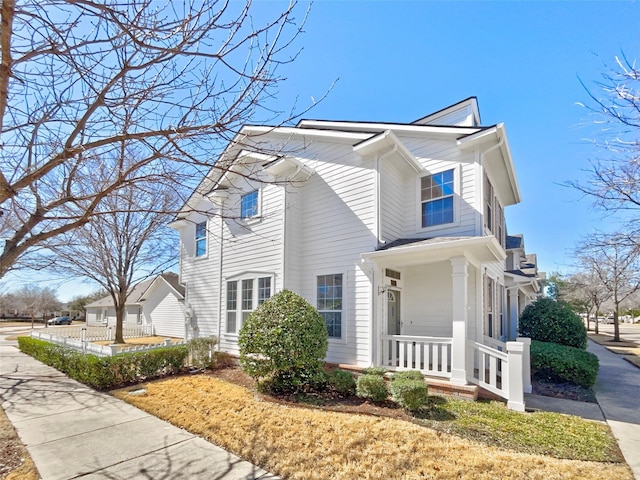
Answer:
484;174;505;248
241;190;259;219
421;169;454;228
195;221;207;257
317;274;343;339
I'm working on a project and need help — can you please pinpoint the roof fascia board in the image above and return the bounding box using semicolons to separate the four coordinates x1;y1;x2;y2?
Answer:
241;125;372;143
458;124;522;205
361;235;506;265
297;120;483;137
412;97;481;126
353;130;424;173
139;276;184;302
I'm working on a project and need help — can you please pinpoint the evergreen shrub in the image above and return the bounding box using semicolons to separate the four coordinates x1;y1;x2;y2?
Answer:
238;289;328;394
530;340;599;387
519;298;587;349
326;369;356;396
356;374;388;402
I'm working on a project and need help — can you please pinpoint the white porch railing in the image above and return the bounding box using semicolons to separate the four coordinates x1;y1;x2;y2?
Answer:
379;334;531;411
380;335;452;379
30;328;180;358
467;337;531;411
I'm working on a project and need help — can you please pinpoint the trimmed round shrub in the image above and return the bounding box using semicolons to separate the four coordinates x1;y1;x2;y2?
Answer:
390;379;429;411
362;366;387;376
356;374;388;402
531;340;599;387
391;370;425;382
519;298;587;349
326;369;356;396
239;289;328;394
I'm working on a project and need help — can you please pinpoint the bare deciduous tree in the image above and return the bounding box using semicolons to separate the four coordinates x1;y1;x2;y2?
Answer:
570;55;640;237
51;175;179;343
0;0;310;278
13;284;60;327
564;270;610;334
577;233;640;341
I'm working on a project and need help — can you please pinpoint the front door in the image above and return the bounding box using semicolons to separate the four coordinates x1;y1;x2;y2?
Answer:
387;290;401;335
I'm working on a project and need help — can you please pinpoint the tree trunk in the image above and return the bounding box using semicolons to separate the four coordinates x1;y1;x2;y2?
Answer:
114;293;127;344
613;307;620;342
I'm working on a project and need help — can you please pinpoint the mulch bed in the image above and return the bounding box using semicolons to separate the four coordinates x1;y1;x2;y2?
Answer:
208;365;598;414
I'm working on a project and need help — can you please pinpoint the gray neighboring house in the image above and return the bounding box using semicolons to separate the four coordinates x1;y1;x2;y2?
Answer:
85;272;187;338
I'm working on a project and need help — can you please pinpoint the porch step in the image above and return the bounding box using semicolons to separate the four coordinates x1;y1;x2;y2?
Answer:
424;377;479;401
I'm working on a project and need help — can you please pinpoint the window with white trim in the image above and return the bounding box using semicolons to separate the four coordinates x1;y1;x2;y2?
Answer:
241;190;259;219
226;276;272;334
421;169;454;228
258;277;271;305
195;221;207;257
241;279;253;324
226;281;238;333
317;274;343;339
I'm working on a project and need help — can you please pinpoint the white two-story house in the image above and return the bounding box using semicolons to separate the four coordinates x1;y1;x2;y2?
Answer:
171;98;541;410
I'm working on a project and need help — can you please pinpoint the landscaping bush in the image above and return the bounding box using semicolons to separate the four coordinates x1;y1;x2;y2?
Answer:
530;340;599;387
356;374;388;402
519;298;587;349
239;289;328;394
362;366;387;376
391;370;425;382
18;337;188;389
389;378;429;411
326;369;356;396
187;336;218;369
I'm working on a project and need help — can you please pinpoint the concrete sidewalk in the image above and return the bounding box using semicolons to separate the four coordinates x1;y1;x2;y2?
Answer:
588;339;640;480
0;343;278;480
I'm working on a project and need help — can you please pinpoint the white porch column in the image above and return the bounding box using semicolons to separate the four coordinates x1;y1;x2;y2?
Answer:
517;337;532;394
508;288;519;341
506;341;526;411
450;256;469;385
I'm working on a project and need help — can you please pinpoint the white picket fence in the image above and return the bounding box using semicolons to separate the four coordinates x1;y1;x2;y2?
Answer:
52;325;155;342
30;329;185;357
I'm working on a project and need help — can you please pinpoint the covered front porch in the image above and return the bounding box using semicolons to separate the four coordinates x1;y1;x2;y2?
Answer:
362;236;531;411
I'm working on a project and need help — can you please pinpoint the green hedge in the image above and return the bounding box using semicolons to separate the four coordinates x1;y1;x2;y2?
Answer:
18;337;188;389
530;340;599;387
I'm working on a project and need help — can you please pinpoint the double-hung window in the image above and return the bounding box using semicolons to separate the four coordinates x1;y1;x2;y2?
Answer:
258;277;271;305
421;169;454;228
241;190;259;219
317;274;343;339
241;279;253;324
195;221;207;257
226;281;238;333
226;276;272;334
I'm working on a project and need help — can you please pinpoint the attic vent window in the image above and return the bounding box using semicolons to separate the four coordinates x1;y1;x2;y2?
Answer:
385;269;401;280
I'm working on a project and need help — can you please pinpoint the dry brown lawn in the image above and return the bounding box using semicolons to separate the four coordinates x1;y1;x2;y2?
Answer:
113;375;632;480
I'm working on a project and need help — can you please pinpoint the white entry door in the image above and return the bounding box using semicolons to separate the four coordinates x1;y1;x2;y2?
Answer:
387;290;401;335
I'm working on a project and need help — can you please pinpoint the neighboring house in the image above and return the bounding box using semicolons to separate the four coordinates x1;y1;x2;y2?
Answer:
505;235;544;341
85;272;186;338
171;97;543;410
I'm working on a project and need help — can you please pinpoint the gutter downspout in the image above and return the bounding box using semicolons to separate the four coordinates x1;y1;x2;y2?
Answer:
217;207;224;349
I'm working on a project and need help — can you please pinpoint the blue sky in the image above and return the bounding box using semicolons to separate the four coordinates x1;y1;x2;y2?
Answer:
6;1;640;301
271;0;640;275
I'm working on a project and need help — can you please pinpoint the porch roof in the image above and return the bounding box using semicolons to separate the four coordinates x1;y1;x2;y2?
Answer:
362;236;506;268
